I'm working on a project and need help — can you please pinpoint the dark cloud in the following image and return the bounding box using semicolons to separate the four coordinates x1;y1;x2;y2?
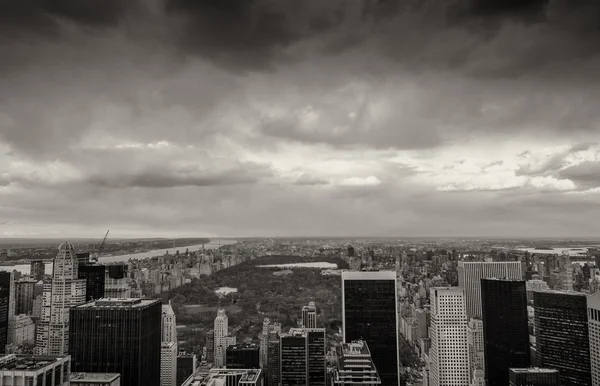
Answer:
294;174;330;186
558;161;600;188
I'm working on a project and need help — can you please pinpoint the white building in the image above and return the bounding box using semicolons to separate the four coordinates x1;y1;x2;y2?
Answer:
588;292;600;386
466;318;484;384
214;309;236;368
162;302;177;344
35;242;86;355
0;354;71;385
301;302;317;329
161;341;177;386
429;287;469;386
11;314;35;346
458;262;522;319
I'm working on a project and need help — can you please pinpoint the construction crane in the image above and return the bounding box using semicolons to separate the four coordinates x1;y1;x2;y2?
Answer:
92;230;110;262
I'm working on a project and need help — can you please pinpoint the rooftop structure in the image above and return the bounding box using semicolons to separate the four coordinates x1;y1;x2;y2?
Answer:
75;298;155;309
70;373;121;386
332;341;381;385
181;368;262;386
0;354;71;386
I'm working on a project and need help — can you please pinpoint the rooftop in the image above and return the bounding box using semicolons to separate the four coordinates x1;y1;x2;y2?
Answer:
75;298;161;309
342;270;395;280
510;368;559;374
58;241;75;251
341;340;371;356
71;373;121;382
227;342;259;351
0;355;66;372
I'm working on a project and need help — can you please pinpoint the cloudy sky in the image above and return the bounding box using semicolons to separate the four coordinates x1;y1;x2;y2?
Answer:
1;0;600;239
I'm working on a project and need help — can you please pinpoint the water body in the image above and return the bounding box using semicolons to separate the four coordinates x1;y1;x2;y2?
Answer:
0;239;237;276
257;262;339;269
516;247;593;256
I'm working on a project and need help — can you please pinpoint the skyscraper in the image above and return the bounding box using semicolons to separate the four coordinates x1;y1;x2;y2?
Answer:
467;318;484;383
588;292;600;386
458;261;522;319
214;309;236;368
306;328;326;386
332;340;381;385
162;302;177;344
226;343;260;369
69;298;162;386
176;354;197;386
30;261;45;281
481;278;530;386
15;278;37;316
0;286;8;354
35;242;86;355
302;302;317;329
161;341;177;386
280;329;307;385
77;264;105;302
342;271;399;386
534;290;591;386
429;287;469;386
266;330;281;386
508;368;561;386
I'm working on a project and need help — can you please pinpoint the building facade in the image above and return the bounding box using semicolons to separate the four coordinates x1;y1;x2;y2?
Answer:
342;271;399;386
30;261;45;282
176;354;196;386
458;261;522;319
589;292;600;386
508;368;560;386
266;330;281;386
69;298;162;386
302;302;317;329
534;290;591;386
161;341;177;386
0;354;71;386
332;340;381;385
280;330;307;385
15;278;37;316
466;318;484;383
78;264;105;302
162;302;177;344
481;279;530;386
226;343;260;370
70;373;121;386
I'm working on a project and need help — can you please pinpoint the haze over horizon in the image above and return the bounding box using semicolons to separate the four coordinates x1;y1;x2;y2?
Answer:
2;0;600;239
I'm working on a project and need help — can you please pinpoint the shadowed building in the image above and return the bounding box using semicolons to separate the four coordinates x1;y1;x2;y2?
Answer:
509;368;560;386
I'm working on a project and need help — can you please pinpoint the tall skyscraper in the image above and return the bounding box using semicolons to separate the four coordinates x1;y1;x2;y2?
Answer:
35;242;86;355
77;264;105;302
30;261;45;282
332;340;381;385
429;287;469;386
467;318;484;383
279;328;326;386
0;286;8;354
481;279;530;386
161;341;177;386
162;302;177;344
15;278;37;316
214;309;236;368
266;330;281;386
588;292;600;386
69;298;162;386
458;261;522;319
206;330;214;363
226;343;260;369
508;368;561;386
176;354;197;386
534;290;591;386
302;301;317;329
342;271;399;386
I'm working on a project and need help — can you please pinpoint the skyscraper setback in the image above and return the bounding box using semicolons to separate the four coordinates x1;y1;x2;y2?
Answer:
302;301;317;329
481;279;530;386
342;271;399;386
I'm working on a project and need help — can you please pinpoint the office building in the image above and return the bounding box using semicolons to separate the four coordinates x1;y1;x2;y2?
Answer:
0;354;71;385
302;302;317;329
260;318;281;369
226;343;260;369
11;314;35;346
429;287;469;386
508;368;560;386
332;340;381;385
526;280;550;304
176;354;197;386
266;330;281;386
214;309;236;368
0;286;8;354
588;292;600;385
280;329;307;385
342;271;399;385
106;265;128;279
181;368;262;386
162;302;177;344
71;373;121;386
30;261;45;282
458;261;522;319
481;279;530;386
161;341;177;386
306;328;326;386
76;252;90;267
35;242;87;355
78;264;105;302
467;318;484;383
534;290;591;386
69;298;162;386
15;278;37;315
206;330;214;363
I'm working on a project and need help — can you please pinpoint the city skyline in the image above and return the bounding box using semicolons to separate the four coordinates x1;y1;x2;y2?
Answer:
2;0;600;238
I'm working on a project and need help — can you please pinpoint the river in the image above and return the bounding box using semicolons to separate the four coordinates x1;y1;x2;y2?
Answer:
0;239;237;276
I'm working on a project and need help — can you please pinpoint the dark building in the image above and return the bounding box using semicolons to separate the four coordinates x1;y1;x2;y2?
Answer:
69;298;162;386
15;278;37;315
533;291;591;386
176;354;197;386
78;264;105;301
76;252;90;267
347;246;355;258
266;331;281;386
306;329;326;386
226;343;260;369
0;287;8;354
509;368;561;386
107;264;128;280
341;271;399;385
30;261;45;281
481;278;530;386
206;330;214;363
280;331;307;385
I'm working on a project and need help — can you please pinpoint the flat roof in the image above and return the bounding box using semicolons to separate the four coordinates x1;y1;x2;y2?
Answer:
75;298;160;309
0;355;65;371
342;270;395;280
71;373;121;382
510;368;559;374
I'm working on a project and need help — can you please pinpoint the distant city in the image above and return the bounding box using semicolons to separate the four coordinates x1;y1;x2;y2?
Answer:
0;237;597;385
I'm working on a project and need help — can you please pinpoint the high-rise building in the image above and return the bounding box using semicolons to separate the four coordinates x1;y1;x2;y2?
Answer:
214;309;236;368
35;242;86;356
30;261;45;282
306;328;326;386
481;279;530;386
508;368;561;386
467;318;484;383
162;302;177;344
161;341;177;386
70;373;121;386
15;278;37;316
280;329;307;385
332;340;381;385
176;354;197;386
348;246;355;258
69;298;162;386
526;279;550;304
0;354;71;385
11;314;35;347
458;261;522;319
206;330;214;363
342;271;399;386
78;264;105;302
588;292;600;386
534;290;591;386
266;330;280;386
76;252;90;267
0;271;15;338
429;287;469;386
182;368;262;386
0;286;8;354
226;343;260;369
302;301;317;329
